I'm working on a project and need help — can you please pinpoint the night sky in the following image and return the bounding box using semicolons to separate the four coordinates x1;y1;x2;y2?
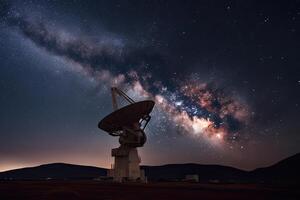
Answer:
0;0;299;172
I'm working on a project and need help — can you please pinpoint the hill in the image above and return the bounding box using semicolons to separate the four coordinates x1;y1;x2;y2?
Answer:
0;163;107;180
251;153;300;183
142;164;248;182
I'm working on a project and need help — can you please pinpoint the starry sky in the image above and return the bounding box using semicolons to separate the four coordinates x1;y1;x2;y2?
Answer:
0;0;299;172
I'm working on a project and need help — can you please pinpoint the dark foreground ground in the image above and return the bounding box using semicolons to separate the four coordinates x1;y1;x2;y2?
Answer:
0;181;299;200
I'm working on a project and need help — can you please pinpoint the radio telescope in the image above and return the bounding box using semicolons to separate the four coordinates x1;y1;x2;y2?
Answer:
98;87;155;182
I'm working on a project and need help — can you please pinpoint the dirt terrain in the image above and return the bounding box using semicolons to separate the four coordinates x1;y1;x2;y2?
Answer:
0;180;299;200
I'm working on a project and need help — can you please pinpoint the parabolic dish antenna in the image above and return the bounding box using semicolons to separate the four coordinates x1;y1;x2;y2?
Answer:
98;100;154;134
98;87;155;182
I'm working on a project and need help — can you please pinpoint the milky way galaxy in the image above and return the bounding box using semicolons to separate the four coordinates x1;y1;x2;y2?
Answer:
1;4;252;146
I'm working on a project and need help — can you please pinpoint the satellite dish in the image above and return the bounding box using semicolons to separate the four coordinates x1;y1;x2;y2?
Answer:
98;87;155;182
98;100;154;136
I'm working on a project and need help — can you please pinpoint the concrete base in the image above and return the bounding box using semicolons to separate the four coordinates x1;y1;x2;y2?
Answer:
108;145;145;182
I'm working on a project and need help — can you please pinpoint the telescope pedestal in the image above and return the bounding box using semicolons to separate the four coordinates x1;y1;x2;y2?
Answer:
108;145;145;182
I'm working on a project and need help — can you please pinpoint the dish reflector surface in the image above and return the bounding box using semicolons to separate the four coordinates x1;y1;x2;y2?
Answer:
98;100;155;133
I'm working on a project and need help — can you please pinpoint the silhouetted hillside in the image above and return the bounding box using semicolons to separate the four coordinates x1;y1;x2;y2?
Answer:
251;153;300;183
142;164;248;182
1;153;299;183
0;163;107;180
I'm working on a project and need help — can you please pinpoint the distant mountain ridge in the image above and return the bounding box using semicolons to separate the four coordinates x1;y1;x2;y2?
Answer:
0;163;106;180
250;153;300;183
141;163;248;182
1;153;299;183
